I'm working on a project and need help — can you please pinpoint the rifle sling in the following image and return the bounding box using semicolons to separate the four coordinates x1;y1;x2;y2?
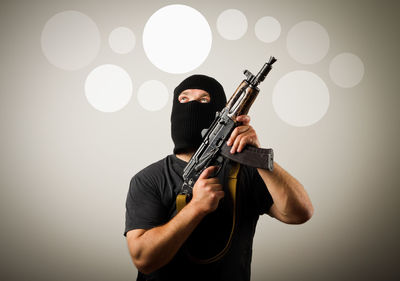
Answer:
175;163;240;264
220;142;274;171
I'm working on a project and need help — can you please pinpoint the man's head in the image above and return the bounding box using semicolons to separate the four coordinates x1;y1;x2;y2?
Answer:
171;74;226;154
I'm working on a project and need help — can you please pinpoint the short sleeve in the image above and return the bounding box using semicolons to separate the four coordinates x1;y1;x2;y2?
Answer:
124;171;168;236
240;165;274;215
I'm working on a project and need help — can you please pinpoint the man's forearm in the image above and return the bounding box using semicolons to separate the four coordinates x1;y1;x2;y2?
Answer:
257;162;314;224
127;202;206;274
127;165;225;274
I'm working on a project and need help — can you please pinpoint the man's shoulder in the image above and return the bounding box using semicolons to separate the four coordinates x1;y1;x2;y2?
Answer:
131;154;181;182
128;154;181;199
133;155;170;179
127;157;168;196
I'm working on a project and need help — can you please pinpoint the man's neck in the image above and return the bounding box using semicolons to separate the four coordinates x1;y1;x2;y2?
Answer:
175;152;194;163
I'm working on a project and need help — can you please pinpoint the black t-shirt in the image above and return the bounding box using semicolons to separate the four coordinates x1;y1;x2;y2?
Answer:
125;155;273;281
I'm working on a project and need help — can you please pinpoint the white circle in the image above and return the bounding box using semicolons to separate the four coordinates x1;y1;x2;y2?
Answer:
137;80;169;111
109;26;136;54
255;16;281;43
85;64;133;113
217;9;248;40
273;71;330;127
287;21;330;64
41;10;100;70
329;53;364;88
143;5;212;74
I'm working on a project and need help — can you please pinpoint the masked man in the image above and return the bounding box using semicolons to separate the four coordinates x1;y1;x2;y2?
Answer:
124;75;313;281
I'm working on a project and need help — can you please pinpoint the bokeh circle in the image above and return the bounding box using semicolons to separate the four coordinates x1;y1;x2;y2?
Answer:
273;71;330;127
143;4;212;74
287;21;330;64
137;80;169;111
85;64;133;113
329;53;365;88
41;10;100;70
217;9;248;40
109;26;136;54
255;16;281;43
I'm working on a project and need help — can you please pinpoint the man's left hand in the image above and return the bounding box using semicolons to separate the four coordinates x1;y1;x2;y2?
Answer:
226;115;260;154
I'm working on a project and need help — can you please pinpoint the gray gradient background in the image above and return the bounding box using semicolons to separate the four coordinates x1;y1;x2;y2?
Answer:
1;0;399;280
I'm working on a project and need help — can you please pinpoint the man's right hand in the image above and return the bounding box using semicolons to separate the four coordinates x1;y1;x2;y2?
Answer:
189;166;224;215
127;167;224;274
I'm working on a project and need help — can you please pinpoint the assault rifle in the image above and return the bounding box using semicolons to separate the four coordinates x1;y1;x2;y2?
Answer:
179;57;277;201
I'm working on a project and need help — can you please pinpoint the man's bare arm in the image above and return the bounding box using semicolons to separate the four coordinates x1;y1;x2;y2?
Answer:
126;203;204;274
257;163;313;224
227;115;313;224
126;166;224;274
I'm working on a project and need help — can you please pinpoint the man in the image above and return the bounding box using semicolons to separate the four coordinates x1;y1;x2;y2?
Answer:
124;75;313;281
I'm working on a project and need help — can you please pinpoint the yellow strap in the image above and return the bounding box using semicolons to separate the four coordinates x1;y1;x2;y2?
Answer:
176;163;241;264
197;162;240;264
176;194;187;213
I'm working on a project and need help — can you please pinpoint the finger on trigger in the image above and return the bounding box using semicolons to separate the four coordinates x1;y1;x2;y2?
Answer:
199;166;216;179
217;190;225;199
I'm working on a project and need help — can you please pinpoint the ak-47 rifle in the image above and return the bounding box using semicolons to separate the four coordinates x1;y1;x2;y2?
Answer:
178;57;277;202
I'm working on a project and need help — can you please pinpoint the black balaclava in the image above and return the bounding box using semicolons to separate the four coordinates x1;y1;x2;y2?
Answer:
171;74;227;154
